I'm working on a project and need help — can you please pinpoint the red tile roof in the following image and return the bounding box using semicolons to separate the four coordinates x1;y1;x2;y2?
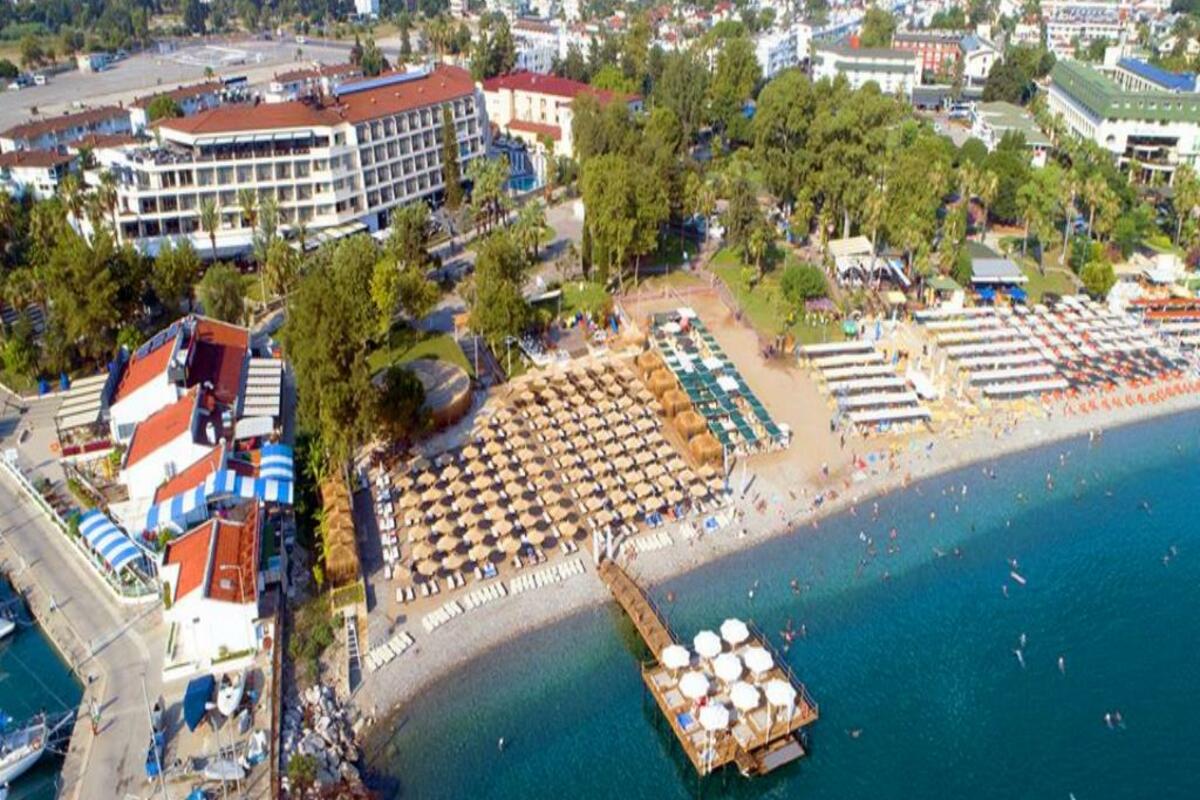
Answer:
0;149;74;169
185;317;249;408
153;442;225;504
506;119;562;141
159;65;477;136
69;133;140;150
113;330;179;404
1;106;128;142
164;520;214;602
273;62;361;83
132;81;224;110
481;71;639;103
124;387;200;469
207;503;259;604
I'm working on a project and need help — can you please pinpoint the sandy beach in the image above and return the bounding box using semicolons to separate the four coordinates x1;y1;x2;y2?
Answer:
352;354;1200;741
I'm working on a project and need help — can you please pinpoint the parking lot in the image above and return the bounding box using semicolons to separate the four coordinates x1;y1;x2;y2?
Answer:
0;37;353;132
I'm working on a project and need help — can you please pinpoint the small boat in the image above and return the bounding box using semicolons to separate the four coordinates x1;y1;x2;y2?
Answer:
0;713;47;785
216;671;245;717
202;758;245;782
144;730;166;780
0;619;14;641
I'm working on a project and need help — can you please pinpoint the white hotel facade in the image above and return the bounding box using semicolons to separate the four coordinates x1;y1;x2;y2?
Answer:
90;65;489;256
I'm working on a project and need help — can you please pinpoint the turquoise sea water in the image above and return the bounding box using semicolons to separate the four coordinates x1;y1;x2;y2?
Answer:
0;582;82;800
369;412;1200;800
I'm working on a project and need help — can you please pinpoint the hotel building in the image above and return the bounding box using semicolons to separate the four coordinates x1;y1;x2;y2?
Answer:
89;65;488;256
812;45;920;99
1048;57;1200;183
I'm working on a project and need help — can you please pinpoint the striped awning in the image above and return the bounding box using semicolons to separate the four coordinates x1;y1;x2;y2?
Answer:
78;510;144;572
143;468;294;531
259;444;294;482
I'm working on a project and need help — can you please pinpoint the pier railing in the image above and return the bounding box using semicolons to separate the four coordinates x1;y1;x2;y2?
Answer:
0;457;157;602
748;622;819;718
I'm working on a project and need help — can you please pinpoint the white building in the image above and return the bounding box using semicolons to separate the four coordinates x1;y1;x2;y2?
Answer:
0;105;132;153
970;101;1052;167
129;81;230;134
563;0;581;22
482;71;641;160
0;149;75;200
118;386;215;504
263;62;363;104
960;33;1001;84
513;18;564;74
812;45;920;99
754;28;799;79
1045;9;1124;59
90;65;488;256
1048;57;1200;182
355;0;380;17
160;502;265;671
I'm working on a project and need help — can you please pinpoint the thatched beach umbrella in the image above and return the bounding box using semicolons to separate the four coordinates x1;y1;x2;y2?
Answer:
416;559;440;576
499;534;523;554
469;543;493;562
412;541;436;560
442;552;467;571
436;534;462;553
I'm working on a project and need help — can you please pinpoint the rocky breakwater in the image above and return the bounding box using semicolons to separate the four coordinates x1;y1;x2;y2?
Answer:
282;684;367;797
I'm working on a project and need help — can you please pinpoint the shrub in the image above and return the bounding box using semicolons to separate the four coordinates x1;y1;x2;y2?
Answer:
780;263;827;308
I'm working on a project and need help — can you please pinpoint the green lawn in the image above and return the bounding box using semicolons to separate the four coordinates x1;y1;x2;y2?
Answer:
710;248;843;345
366;326;474;377
1018;263;1077;303
639;270;707;292
559;281;611;317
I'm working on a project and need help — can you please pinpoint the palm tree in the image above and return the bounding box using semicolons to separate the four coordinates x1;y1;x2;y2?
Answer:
1171;165;1200;246
199;198;220;259
1059;174;1078;265
237;188;258;232
96;170;118;233
1016;183;1039;259
975;169;998;241
57;172;84;222
747;225;769;285
0;188;16;258
294;218;309;253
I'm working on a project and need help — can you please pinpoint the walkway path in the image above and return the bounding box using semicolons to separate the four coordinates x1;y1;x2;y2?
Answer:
0;468;165;800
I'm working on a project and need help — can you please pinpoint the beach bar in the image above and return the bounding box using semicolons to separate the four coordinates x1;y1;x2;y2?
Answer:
599;561;819;779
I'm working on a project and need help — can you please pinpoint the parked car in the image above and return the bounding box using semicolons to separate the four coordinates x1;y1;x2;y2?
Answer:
32;74;46;86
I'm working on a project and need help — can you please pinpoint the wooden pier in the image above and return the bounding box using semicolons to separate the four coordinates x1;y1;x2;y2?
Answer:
598;561;819;778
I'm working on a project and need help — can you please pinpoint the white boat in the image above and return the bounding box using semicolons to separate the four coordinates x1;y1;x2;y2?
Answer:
0;715;46;785
216;671;245;717
0;619;14;641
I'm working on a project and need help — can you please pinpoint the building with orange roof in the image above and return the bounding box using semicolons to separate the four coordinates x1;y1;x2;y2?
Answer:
0;105;132;154
0;148;77;200
160;502;264;670
482;71;641;160
86;64;488;257
118;386;218;503
128;81;243;134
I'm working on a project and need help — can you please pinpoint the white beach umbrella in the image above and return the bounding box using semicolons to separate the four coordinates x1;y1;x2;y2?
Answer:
693;630;722;660
729;681;761;713
660;644;691;672
765;678;797;739
719;618;749;648
678;670;710;701
712;652;742;685
698;703;730;732
744;646;774;680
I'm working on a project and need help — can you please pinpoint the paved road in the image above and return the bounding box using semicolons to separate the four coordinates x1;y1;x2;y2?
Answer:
0;470;164;800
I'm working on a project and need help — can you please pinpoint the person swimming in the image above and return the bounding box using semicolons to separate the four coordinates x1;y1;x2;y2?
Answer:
1001;585;1009;598
498;737;506;752
1014;649;1026;669
1058;656;1066;675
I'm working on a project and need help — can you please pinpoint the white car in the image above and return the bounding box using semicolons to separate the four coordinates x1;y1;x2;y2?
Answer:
32;74;45;86
295;35;307;44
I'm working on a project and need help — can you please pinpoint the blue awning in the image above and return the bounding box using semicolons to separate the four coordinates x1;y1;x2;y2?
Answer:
143;468;294;531
258;444;293;482
183;674;214;731
78;510;144;572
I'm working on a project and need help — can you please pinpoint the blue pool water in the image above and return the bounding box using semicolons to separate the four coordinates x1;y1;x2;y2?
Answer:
0;582;81;800
368;412;1200;799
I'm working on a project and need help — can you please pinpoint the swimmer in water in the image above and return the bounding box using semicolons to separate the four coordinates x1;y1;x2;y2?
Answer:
1019;633;1027;648
1105;713;1113;729
1058;656;1066;675
498;737;506;751
847;728;862;739
1002;585;1009;598
1014;649;1025;669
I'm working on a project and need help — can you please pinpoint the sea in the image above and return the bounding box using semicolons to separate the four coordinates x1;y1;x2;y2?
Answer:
0;581;82;800
368;411;1200;800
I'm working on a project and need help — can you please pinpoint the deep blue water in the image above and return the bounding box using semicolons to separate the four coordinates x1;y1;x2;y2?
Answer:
369;412;1200;799
0;581;81;800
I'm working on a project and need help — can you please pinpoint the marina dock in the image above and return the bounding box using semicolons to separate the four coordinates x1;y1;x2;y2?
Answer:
598;561;819;778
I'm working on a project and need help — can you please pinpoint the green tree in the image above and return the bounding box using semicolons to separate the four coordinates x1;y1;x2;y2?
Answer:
199;197;220;259
1080;258;1116;298
468;229;530;345
376;365;428;444
263;237;300;299
44;228;121;364
2;311;39;379
146;95;183;123
983;132;1032;222
19;35;43;70
197;262;245;323
859;8;897;47
745;224;771;284
152;238;201;312
779;263;828;308
1171;164;1200;245
654;50;709;143
709;36;761;145
182;0;207;34
441;106;463;210
590;64;639;95
467;155;510;233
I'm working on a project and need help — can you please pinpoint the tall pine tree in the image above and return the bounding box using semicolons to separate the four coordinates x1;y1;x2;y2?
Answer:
441;106;463;210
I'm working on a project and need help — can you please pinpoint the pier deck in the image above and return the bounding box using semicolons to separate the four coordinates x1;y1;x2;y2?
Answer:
598;561;818;778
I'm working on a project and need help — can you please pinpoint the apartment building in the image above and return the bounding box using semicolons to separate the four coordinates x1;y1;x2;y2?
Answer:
0;105;132;153
0;149;76;200
91;65;488;256
129;81;231;133
755;28;800;79
263;63;363;104
482;71;641;160
1044;8;1125;58
1048;58;1200;182
893;29;963;76
513;18;564;74
812;45;921;99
